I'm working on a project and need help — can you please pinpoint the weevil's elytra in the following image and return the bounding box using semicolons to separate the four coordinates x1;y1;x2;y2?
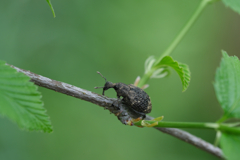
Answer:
95;72;152;119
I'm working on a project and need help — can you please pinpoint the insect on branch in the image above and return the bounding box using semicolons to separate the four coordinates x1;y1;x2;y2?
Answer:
8;64;224;159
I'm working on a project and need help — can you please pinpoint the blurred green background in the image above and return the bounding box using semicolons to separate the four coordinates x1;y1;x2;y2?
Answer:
1;0;240;160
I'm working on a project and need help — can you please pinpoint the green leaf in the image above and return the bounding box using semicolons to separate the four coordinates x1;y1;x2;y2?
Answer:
0;61;52;132
214;51;240;119
222;0;240;15
155;56;191;92
220;132;240;160
46;0;56;18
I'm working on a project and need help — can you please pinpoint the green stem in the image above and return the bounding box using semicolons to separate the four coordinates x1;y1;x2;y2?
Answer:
217;115;228;123
154;0;212;64
218;124;240;134
138;0;213;88
137;68;155;87
214;131;221;146
134;121;240;134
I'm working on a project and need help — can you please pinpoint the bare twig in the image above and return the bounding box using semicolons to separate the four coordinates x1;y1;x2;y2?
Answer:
9;64;224;159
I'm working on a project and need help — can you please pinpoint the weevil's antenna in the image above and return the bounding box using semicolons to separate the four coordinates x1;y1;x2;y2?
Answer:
94;86;103;89
95;71;107;90
97;71;107;82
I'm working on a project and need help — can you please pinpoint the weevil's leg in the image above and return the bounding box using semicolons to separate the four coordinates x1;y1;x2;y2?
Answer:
121;112;127;116
117;96;121;107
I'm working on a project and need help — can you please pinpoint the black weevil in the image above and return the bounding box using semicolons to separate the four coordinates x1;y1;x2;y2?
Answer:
95;72;152;119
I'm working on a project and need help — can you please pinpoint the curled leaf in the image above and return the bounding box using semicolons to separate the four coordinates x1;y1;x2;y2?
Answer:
140;116;164;127
152;116;164;121
144;56;170;79
155;56;191;92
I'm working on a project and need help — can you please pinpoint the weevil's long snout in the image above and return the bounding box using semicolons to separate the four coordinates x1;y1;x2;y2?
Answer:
96;81;115;95
95;71;116;96
102;81;115;95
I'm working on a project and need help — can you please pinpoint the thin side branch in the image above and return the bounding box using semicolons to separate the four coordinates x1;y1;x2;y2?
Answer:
9;64;224;159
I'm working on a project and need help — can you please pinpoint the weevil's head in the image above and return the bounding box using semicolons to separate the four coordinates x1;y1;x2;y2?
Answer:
95;71;116;95
102;81;115;95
